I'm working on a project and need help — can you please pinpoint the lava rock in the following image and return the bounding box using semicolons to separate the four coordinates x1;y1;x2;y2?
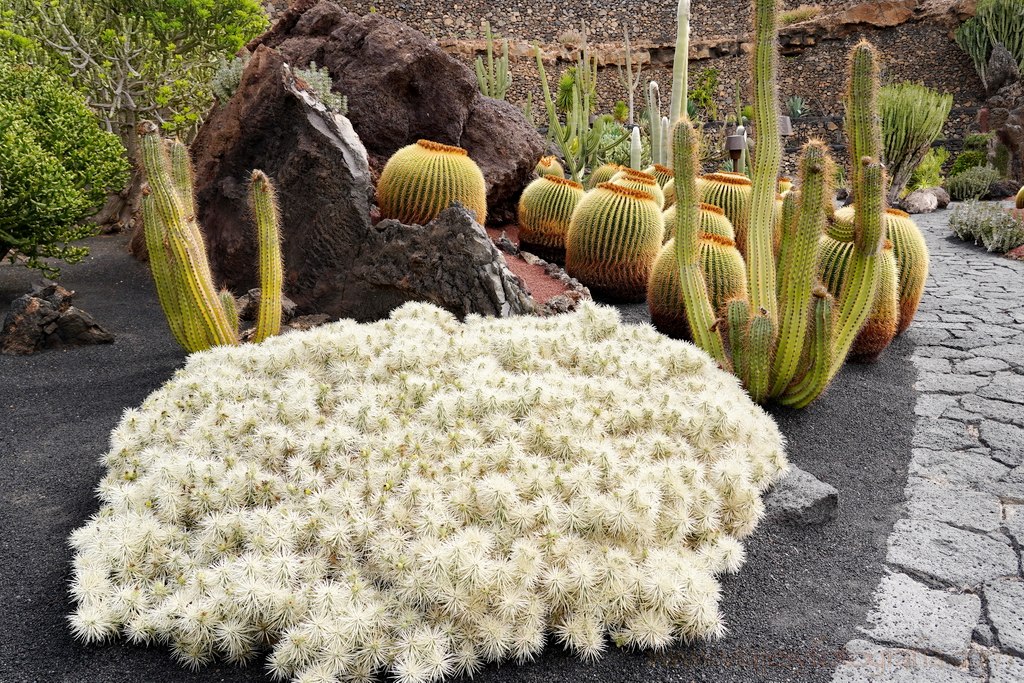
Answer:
189;46;532;322
763;465;839;526
901;188;939;214
987;43;1021;97
984;178;1021;200
248;0;544;224
925;186;951;209
1;282;114;355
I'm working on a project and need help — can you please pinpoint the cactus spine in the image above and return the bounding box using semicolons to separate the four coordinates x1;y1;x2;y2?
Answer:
139;122;284;353
517;175;585;262
566;182;664;302
377;140;488;225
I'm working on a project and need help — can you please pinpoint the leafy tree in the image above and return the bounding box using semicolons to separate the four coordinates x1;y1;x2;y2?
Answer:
0;61;129;273
1;0;267;225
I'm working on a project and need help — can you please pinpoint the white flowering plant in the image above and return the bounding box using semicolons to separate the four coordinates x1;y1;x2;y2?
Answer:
68;301;787;683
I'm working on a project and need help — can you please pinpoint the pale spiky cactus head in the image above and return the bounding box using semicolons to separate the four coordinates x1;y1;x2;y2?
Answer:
377;139;488;226
644;164;675;188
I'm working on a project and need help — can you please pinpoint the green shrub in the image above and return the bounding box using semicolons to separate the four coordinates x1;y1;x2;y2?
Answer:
908;147;949;192
879;82;952;203
688;67;719;120
612;99;629;123
963;133;993;152
949;200;1024;252
295;62;347;115
946;165;1001;201
949;150;988;177
0;62;128;273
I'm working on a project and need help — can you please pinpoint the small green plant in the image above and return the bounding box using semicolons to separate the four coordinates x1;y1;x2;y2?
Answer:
612;100;629;123
211;53;249;104
474;20;510;101
295;62;347;115
0;61;129;274
786;95;805;119
963;133;993;152
950;200;1024;252
949;150;989;178
907;147;949;192
946;165;1000;200
688;67;720;120
779;4;821;26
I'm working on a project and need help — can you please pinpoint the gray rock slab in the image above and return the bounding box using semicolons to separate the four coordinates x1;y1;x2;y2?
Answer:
914;374;992;395
887;519;1018;588
1003;505;1024;547
916;394;961;419
910;449;1011;489
984;578;1024;658
980;420;1024;468
960;395;1024;428
763;465;839;526
956;357;1010;374
905;479;1003;532
913;420;984;452
978;374;1024;404
989;654;1024;683
862;572;981;664
974;344;1024;369
831;639;981;683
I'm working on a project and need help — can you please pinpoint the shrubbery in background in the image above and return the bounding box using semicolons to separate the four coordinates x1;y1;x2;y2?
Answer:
908;147;949;192
947;165;1001;201
950;200;1024;252
0;60;128;273
879;82;952;203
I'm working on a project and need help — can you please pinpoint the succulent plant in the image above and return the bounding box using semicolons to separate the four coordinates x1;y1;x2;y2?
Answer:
644;164;675;188
1018;185;1024;210
778;177;793;194
517;175;585;263
377;139;488;225
535;155;565;178
565;182;664;302
69;300;787;681
475;20;511;100
586;163;624;189
139;122;282;353
696;172;753;251
610;168;665;209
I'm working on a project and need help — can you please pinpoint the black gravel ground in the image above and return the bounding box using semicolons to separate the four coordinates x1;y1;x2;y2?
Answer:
0;234;915;682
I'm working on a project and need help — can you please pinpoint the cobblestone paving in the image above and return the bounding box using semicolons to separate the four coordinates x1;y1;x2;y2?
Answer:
832;205;1024;682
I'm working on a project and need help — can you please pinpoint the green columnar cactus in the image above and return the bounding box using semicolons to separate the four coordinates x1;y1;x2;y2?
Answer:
565;182;664;302
644;164;675;187
587;163;623;189
671;0;691;123
647;81;662;165
475;21;511;100
250;170;283;344
377;140;488;225
517;175;585;263
697;172;753;251
139;122;284;353
611;168;666;209
630;126;642;170
535;155;565;178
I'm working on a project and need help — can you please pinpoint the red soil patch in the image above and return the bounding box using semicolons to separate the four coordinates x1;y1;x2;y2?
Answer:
486;224;571;304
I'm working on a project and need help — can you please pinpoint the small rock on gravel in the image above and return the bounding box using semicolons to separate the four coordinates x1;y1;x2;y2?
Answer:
763;465;839;526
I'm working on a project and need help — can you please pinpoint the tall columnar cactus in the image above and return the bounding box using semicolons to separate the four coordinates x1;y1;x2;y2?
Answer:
517;175;585;263
377;140;488;226
630;126;643;170
535;155;565;178
659;0;898;408
611;168;666;209
139;122;283;353
565;182;664;302
475;21;511;100
671;0;691;124
647;81;663;165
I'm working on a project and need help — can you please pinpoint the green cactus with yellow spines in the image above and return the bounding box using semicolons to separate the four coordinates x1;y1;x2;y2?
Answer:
829;205;857;242
586;163;624;189
663;178;676;209
610;168;665;210
535;155;565;178
1016;185;1024;209
139;122;284;353
660;0;904;407
517;175;585;263
778;177;793;194
377;139;488;226
697;172;753;252
644;164;675;188
662;202;735;244
565;182;665;302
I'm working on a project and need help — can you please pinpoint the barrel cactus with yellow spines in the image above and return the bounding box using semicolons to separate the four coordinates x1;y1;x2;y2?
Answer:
610;168;665;209
565;182;664;302
778;177;793;194
535;155;565;178
377;139;488;225
517;175;585;263
644;164;675;187
663;178;676;209
697;171;753;252
1017;185;1024;209
649;204;747;339
586;163;624;189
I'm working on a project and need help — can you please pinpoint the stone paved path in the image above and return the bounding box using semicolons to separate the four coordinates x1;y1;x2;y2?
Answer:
832;204;1024;682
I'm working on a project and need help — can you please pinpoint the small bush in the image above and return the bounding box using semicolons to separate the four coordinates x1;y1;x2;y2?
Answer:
946;165;1000;201
295;62;347;115
962;132;993;152
780;5;821;25
908;147;949;192
949;200;1024;253
949;149;987;177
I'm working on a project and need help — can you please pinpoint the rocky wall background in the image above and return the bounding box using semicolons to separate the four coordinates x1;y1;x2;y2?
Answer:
264;0;985;176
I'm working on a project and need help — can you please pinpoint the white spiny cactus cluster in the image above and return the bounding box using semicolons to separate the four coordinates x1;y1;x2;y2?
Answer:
69;301;787;683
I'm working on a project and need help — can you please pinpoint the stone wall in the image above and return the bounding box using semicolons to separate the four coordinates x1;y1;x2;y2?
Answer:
264;0;985;175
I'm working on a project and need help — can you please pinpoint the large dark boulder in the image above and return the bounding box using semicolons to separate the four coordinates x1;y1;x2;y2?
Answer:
247;0;544;224
189;45;533;320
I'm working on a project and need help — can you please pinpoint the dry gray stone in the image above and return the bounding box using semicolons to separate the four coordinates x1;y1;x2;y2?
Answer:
989;654;1024;682
973;344;1024;370
909;449;1010;489
913;420;984;452
979;374;1024;404
831;639;981;683
763;465;839;526
1003;505;1024;547
862;572;981;664
957;357;1010;374
915;395;960;419
980;421;1024;467
905;479;1003;533
984;579;1024;657
914;374;991;395
887;519;1018;588
960;396;1024;428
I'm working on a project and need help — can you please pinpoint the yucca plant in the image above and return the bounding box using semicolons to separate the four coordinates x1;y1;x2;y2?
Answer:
664;0;896;408
139;121;283;352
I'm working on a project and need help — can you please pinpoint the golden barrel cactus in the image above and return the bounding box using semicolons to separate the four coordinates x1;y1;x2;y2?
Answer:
565;182;664;302
377;139;488;225
611;168;665;209
697;172;754;252
586;163;624;189
535;155;565;178
517;175;585;263
644;164;675;187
